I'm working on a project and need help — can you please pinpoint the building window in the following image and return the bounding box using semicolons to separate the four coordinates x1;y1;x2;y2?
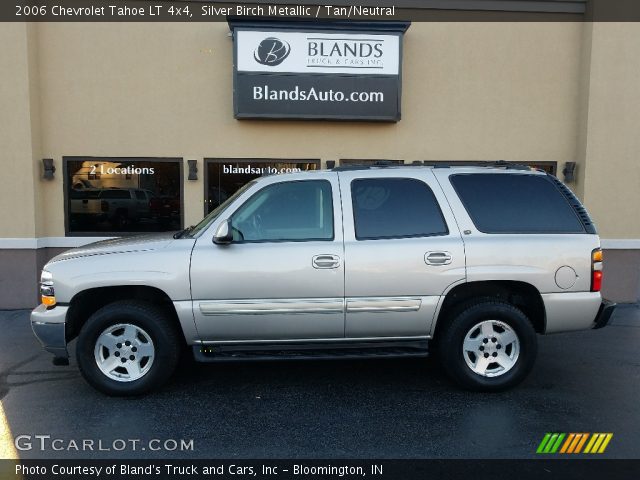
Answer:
204;158;320;215
64;157;183;235
521;161;557;175
351;178;448;240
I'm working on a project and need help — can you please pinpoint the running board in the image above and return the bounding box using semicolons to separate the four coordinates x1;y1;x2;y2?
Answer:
192;340;429;363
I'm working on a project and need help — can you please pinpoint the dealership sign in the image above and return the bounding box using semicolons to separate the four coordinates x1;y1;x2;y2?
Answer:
231;22;410;121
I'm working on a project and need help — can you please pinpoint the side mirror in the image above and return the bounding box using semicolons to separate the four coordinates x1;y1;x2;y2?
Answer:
213;219;233;245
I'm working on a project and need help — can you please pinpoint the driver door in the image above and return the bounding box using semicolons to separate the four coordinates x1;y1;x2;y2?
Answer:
190;175;345;341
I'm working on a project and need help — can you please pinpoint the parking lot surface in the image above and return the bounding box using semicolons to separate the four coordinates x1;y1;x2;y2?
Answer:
1;306;639;459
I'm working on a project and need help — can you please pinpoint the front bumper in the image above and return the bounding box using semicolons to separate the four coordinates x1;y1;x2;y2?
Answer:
31;304;69;358
593;299;616;329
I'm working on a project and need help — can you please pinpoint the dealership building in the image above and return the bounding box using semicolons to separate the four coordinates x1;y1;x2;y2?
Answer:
1;0;639;308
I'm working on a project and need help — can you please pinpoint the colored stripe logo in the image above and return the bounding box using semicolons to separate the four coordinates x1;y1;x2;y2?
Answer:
536;433;613;454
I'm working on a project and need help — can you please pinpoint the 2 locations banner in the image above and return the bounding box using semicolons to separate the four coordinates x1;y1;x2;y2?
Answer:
232;23;409;121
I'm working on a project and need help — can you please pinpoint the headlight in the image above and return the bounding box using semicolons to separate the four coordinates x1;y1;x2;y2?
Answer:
40;270;56;307
41;270;53;285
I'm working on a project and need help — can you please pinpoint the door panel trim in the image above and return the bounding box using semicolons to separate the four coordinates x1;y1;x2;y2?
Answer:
196;335;431;345
198;296;424;316
346;297;422;313
199;298;344;316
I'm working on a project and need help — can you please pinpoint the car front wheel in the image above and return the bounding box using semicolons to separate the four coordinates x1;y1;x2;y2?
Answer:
76;301;181;396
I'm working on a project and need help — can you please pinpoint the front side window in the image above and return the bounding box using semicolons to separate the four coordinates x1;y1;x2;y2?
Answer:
231;180;334;242
351;178;448;240
65;157;182;235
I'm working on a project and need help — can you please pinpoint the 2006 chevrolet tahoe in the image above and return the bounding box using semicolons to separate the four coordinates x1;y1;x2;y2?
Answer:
31;163;616;396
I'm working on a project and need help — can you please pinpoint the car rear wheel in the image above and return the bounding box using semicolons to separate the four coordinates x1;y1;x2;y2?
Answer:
437;300;537;391
76;301;181;396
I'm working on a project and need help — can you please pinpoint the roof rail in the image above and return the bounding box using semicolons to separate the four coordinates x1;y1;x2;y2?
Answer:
482;160;532;171
331;160;534;172
332;161;397;172
332;165;373;172
423;160;532;170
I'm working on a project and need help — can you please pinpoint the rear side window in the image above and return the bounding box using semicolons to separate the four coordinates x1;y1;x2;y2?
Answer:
351;178;448;240
450;174;584;234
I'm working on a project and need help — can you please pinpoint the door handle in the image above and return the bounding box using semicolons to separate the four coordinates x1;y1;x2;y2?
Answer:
425;251;452;265
313;254;340;269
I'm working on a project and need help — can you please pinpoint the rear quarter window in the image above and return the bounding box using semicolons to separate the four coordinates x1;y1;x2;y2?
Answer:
450;173;585;234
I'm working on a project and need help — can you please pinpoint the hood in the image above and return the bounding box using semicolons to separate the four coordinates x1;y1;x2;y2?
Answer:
49;232;179;263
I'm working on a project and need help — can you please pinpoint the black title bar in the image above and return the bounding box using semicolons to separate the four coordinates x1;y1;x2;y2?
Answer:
3;0;640;21
3;459;640;480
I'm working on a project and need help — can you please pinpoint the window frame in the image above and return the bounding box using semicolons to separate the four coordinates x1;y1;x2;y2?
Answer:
63;156;184;237
229;179;336;244
350;177;449;241
450;173;586;235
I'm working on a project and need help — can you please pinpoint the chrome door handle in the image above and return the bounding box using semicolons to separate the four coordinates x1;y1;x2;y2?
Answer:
425;251;452;265
312;254;340;269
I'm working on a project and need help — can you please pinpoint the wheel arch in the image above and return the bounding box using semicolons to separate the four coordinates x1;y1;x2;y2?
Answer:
66;285;186;345
433;280;546;337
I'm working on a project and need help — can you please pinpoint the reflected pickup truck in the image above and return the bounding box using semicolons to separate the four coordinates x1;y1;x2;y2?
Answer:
31;163;616;396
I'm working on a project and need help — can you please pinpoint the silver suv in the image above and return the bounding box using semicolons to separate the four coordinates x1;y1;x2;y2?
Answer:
31;163;615;396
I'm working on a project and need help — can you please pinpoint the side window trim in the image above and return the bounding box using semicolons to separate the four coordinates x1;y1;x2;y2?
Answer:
230;179;336;244
350;177;449;241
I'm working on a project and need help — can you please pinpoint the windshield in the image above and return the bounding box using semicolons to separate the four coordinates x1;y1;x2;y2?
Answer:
185;180;257;238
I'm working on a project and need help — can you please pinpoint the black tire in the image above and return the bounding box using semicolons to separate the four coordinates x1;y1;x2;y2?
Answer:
436;300;537;392
76;300;181;396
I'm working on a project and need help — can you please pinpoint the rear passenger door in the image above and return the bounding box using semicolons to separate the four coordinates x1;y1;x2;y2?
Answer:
338;170;466;338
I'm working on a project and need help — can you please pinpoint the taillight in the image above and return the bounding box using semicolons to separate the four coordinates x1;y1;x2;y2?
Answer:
101;200;109;212
591;248;603;292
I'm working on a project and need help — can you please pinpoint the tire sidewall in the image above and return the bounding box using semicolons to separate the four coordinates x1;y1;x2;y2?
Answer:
76;302;178;396
440;302;537;391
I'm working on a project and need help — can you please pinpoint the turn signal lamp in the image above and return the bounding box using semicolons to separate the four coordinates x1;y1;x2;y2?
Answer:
42;294;57;307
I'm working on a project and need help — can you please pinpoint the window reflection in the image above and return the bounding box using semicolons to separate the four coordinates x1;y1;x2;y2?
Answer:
66;158;182;234
205;160;320;214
